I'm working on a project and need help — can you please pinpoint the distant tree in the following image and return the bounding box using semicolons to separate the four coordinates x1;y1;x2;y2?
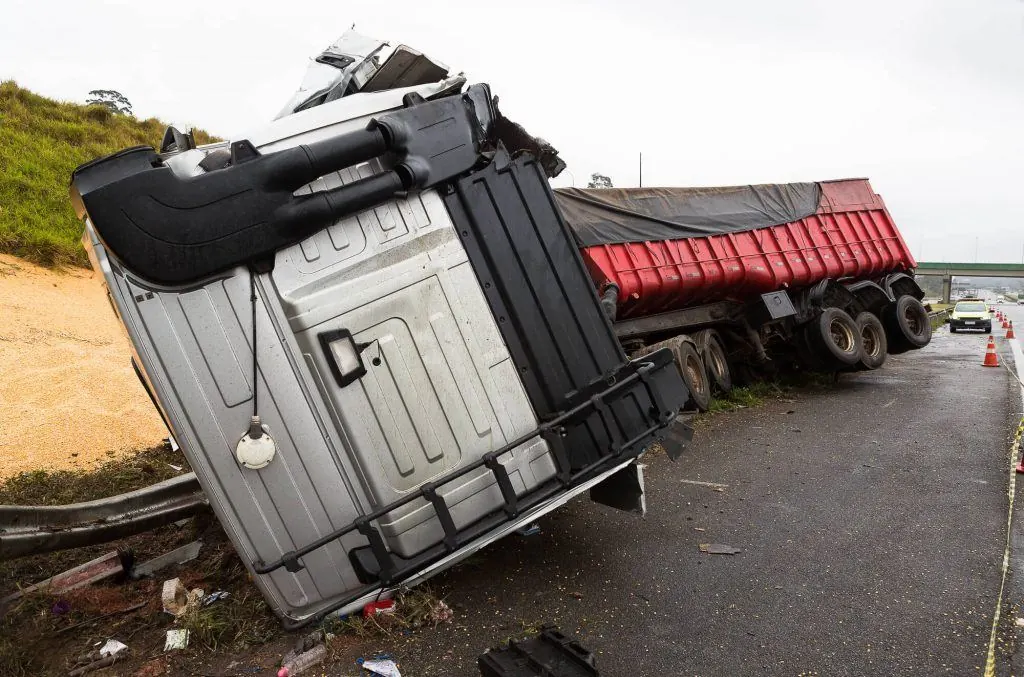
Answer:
86;89;132;116
587;173;613;189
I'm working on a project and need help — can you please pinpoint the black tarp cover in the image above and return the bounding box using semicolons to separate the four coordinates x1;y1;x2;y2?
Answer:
554;183;823;246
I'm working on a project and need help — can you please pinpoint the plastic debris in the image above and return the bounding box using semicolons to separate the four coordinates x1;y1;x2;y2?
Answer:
360;658;402;676
130;541;202;579
516;522;541;537
699;543;741;555
428;599;453;624
202;590;231;606
363;599;396;617
164;628;190;651
99;639;128;657
278;644;327;676
161;578;203;617
51;599;71;615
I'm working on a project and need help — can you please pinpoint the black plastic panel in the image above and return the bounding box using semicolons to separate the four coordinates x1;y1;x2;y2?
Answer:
479;626;600;677
70;86;497;285
444;152;689;469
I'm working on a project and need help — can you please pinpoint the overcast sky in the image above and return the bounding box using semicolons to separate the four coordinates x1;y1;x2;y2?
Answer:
3;0;1023;263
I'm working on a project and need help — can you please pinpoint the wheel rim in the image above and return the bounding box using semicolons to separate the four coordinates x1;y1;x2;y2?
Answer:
861;324;881;358
829;317;856;354
903;305;922;335
685;353;706;394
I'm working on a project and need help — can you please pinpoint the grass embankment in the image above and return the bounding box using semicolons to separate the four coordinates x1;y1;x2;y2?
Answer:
0;81;215;267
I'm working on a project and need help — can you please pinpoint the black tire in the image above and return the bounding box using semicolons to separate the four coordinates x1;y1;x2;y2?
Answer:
694;329;733;394
672;340;711;412
855;312;888;370
883;295;932;353
949;325;957;334
806;308;862;368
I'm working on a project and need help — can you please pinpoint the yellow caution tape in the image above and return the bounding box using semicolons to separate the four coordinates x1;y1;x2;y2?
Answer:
983;415;1024;677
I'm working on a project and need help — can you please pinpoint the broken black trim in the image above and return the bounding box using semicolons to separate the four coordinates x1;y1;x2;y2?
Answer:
70;85;498;285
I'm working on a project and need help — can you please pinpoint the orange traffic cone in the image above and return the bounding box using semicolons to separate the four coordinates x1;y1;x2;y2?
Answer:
983;336;999;367
1003;318;1010;329
1008;321;1016;340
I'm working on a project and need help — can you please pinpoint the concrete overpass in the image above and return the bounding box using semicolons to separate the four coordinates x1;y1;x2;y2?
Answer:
915;262;1024;303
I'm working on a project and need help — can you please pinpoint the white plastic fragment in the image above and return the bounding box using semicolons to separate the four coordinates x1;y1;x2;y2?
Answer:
99;639;128;657
165;629;190;651
362;659;402;677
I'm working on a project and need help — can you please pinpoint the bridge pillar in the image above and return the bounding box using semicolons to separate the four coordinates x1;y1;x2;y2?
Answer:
941;275;952;304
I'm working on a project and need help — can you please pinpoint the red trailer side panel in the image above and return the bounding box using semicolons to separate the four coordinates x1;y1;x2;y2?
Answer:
577;179;915;320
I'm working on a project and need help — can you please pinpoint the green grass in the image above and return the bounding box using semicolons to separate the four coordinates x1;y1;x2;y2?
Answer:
705;371;837;415
0;443;188;506
0;81;216;267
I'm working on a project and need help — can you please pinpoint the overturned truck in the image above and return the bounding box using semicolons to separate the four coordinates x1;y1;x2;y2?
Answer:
68;33;689;628
61;31;929;628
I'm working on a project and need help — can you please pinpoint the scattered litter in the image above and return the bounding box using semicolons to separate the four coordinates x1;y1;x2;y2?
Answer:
363;599;396;617
428;599;453;624
164;628;190;651
569;591;583;600
161;578;203;617
1016;617;1024;627
699;543;742;555
693;527;706;532
99;639;128;657
166;462;184;472
278;644;327;676
679;479;729;490
360;657;402;677
881;398;897;408
785;410;795;414
713;487;725;493
516;522;541;537
131;541;202;579
51;599;71;615
202;591;231;606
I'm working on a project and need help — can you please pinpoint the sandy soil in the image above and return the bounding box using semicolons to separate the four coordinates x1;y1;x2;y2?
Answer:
0;254;166;478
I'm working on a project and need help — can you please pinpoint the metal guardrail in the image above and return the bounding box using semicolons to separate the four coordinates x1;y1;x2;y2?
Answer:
928;309;950;330
0;473;208;560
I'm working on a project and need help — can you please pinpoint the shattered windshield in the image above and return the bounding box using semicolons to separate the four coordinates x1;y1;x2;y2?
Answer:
275;30;451;120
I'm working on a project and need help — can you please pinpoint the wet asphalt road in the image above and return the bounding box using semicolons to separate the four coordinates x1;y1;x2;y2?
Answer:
364;311;1022;676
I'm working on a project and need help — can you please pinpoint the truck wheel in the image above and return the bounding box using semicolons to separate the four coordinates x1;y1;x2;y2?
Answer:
884;295;931;353
949;325;957;334
807;308;861;367
694;329;732;394
673;340;711;412
855;312;887;370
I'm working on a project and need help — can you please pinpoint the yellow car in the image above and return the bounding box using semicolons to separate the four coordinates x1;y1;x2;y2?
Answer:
948;300;992;333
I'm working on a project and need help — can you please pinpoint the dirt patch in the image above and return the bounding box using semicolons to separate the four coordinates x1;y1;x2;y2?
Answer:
0;254;166;477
